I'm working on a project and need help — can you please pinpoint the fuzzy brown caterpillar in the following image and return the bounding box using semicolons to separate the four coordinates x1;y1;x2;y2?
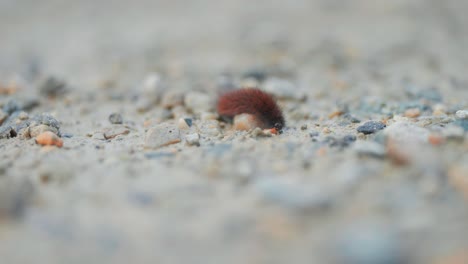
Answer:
217;88;285;133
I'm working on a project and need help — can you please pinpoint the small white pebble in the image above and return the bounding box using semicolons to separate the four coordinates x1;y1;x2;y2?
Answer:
178;118;191;130
185;133;200;146
455;110;468;120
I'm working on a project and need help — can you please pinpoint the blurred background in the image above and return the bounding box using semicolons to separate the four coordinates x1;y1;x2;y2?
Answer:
1;1;468;264
1;0;468;92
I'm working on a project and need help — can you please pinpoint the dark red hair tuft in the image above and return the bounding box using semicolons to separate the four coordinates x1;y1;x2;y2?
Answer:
217;88;285;131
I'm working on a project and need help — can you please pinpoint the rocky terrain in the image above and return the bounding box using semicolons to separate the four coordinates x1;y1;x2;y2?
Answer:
1;1;468;263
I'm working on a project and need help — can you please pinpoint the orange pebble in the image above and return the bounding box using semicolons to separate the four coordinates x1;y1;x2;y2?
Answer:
404;108;421;118
428;134;444;146
35;131;63;147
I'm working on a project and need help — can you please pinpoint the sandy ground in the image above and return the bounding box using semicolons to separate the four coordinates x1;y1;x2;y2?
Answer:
1;0;468;263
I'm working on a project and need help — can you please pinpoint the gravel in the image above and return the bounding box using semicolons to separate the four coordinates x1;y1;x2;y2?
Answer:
1;1;468;264
455;110;468;119
144;123;181;149
108;113;123;124
357;121;387;135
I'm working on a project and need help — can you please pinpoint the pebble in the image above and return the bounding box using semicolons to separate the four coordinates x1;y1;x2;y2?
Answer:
384;121;430;143
404;108;420;118
35;131;63;147
0;125;16;139
199;120;222;137
335;223;405;264
357;121;386;135
255;178;332;213
29;124;59;138
103;125;130;140
92;132;106;140
177;118;192;130
144;123;181;149
263;77;305;101
39;76;67;97
432;104;447;116
455;110;468;120
141;73;164;96
108;113;123;124
30;113;61;132
185;133;200;146
353;141;386;158
184;91;213;114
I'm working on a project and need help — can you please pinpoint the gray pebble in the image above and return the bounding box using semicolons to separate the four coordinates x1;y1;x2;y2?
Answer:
144;123;181;149
29;124;59;138
30;113;60;131
357;121;386;135
108;113;123;124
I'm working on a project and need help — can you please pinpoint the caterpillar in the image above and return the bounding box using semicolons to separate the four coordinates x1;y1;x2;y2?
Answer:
217;88;285;134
